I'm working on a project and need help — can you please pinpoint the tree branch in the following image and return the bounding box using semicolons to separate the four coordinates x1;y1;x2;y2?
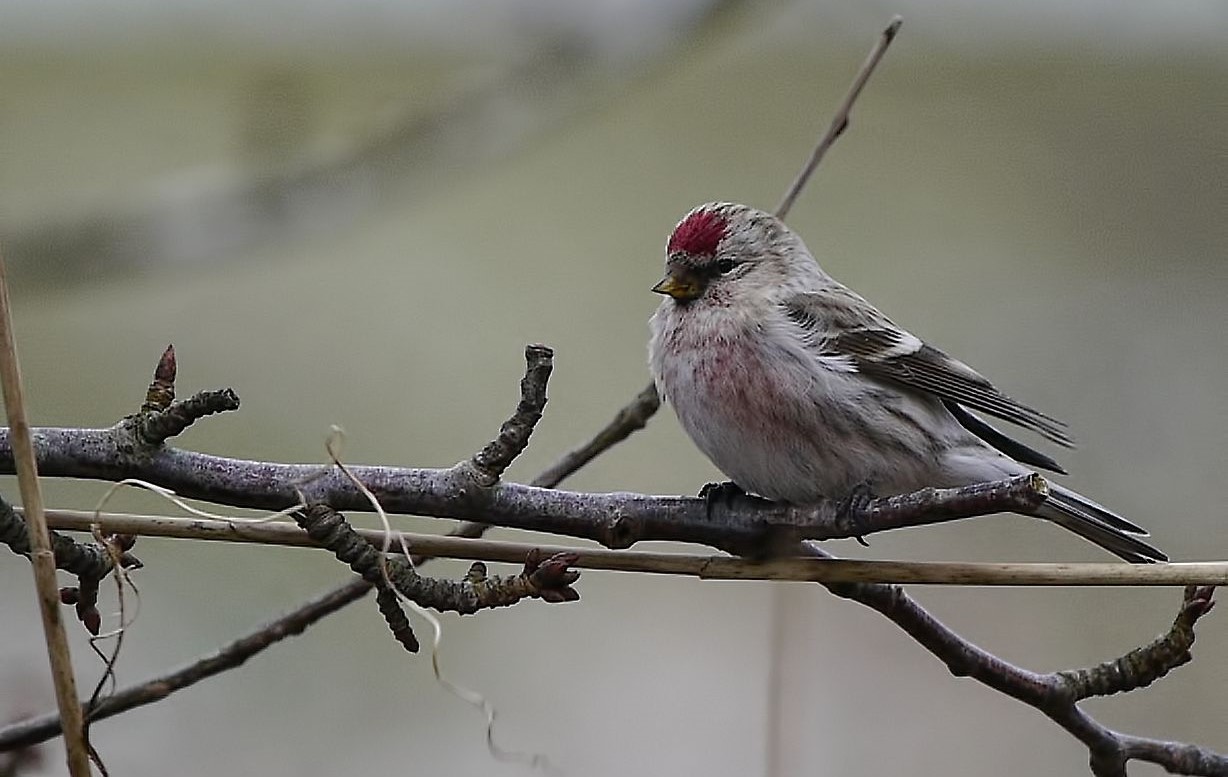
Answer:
800;542;1226;776
421;378;659;556
0;496;141;635
0;420;1071;552
1060;586;1214;702
294;503;578;647
460;343;553;486
0;577;373;752
775;15;903;219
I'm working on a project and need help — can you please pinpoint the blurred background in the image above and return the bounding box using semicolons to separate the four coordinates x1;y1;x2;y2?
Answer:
1;0;1225;774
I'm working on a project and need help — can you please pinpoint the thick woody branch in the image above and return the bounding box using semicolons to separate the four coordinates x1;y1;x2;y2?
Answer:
6;332;1021;552
0;342;1222;775
0;420;1055;550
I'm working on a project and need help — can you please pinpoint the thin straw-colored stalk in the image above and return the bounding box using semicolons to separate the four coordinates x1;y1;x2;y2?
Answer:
39;507;1228;587
0;257;91;776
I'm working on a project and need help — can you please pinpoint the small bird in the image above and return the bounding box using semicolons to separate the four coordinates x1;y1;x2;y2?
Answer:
648;201;1165;562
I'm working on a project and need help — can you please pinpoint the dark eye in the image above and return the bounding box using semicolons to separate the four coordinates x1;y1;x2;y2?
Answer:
715;258;737;274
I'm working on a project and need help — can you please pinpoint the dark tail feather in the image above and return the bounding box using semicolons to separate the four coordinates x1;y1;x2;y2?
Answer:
1037;484;1166;563
1048;483;1149;534
943;401;1067;474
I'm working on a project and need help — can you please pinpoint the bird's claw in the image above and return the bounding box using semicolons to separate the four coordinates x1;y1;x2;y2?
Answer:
700;480;746;519
837;481;877;547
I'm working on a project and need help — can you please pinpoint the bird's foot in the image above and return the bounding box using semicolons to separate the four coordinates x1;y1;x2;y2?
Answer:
699;480;747;519
837;481;877;547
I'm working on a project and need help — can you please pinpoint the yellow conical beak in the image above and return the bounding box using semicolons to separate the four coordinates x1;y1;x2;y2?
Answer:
652;273;702;301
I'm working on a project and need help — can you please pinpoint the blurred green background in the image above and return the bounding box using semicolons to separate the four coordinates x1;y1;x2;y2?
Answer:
1;1;1225;775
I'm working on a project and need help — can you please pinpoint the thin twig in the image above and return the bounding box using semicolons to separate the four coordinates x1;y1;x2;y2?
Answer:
0;253;92;775
33;508;1228;587
531;381;660;489
0;578;372;751
295;504;578;616
774;15;903;219
464;344;553;485
135;389;240;446
442;379;660;551
0;496;135;635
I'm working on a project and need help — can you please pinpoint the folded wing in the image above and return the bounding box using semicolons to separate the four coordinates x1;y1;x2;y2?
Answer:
782;291;1074;448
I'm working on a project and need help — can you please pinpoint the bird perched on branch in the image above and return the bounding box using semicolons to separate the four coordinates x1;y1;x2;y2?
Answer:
648;201;1165;562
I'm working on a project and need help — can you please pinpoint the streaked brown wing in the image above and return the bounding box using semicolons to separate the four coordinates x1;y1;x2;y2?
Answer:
783;293;1074;448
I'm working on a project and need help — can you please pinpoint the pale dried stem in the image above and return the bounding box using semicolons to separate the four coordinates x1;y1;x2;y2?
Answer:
0;255;91;776
33;508;1228;587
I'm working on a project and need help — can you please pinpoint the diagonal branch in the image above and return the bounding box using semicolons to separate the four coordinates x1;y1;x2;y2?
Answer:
1057;586;1215;702
134;389;240;447
775;15;903;219
0;578;373;752
803;539;1226;776
461;343;553;486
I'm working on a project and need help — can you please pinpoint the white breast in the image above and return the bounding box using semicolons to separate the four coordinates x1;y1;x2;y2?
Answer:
649;301;960;502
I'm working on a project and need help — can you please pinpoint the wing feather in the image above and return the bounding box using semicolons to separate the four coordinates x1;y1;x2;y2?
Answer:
783;292;1074;448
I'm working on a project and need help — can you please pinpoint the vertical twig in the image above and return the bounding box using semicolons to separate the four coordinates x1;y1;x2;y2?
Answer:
774;15;903;220
0;252;91;775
